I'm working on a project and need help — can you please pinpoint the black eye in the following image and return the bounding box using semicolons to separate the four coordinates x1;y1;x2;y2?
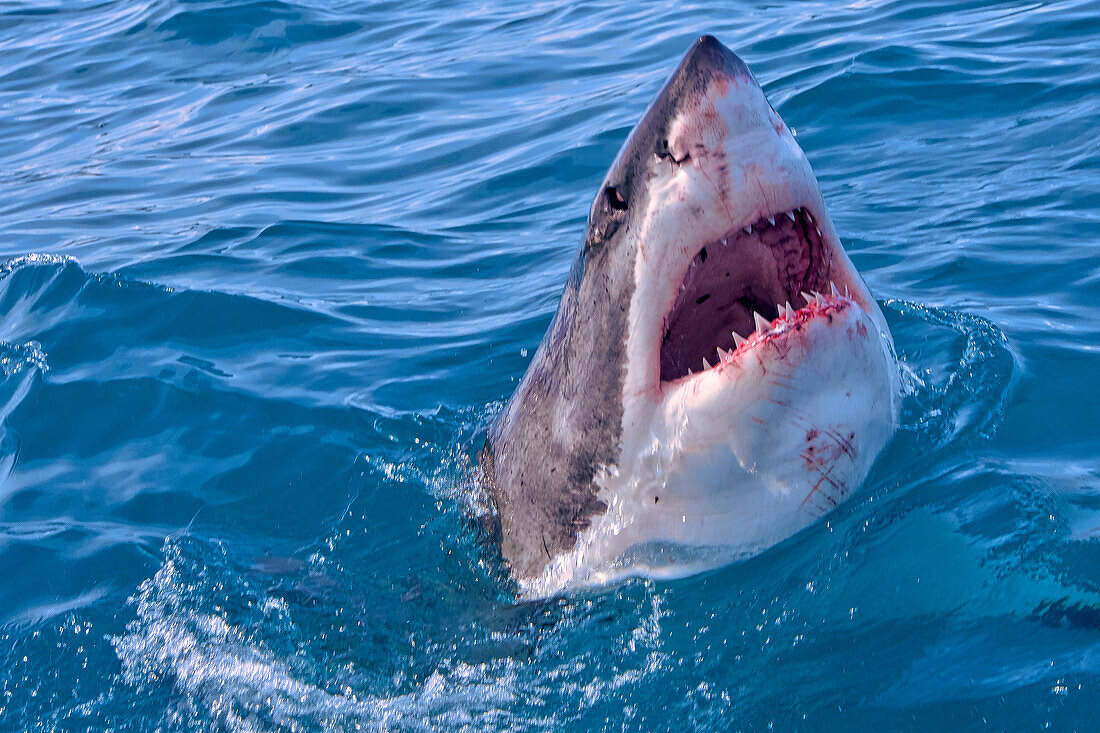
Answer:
605;185;627;211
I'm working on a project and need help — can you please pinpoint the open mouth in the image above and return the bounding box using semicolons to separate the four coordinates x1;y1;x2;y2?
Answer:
660;207;837;382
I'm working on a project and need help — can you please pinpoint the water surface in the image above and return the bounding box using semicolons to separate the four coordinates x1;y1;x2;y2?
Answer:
1;0;1098;729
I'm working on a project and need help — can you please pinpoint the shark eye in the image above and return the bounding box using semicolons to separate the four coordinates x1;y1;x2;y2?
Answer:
605;185;628;211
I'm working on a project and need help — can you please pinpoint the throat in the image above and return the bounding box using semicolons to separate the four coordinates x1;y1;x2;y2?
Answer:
659;208;830;382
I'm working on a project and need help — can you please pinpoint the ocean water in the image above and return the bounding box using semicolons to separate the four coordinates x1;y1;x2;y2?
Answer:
1;0;1098;729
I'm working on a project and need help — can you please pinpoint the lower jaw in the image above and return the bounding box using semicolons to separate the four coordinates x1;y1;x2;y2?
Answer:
649;298;899;500
661;289;860;390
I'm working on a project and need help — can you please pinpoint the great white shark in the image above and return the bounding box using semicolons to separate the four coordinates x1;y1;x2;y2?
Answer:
480;35;901;596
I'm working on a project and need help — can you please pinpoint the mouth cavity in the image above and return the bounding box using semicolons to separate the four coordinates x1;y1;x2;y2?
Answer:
660;207;838;383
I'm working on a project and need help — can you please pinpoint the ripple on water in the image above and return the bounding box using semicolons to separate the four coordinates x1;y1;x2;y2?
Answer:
0;0;1098;729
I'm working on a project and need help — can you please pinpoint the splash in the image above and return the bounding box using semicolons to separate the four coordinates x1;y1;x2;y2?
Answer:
110;538;542;732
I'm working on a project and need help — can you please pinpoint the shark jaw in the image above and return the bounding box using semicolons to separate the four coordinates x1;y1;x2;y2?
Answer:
517;38;901;597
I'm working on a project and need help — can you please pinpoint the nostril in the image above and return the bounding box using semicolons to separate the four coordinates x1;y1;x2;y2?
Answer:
657;138;691;165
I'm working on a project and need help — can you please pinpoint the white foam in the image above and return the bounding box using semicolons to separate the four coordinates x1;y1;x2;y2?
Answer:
111;544;548;732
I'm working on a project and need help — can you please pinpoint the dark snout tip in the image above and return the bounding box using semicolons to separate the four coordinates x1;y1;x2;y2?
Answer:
684;34;750;78
694;34;724;50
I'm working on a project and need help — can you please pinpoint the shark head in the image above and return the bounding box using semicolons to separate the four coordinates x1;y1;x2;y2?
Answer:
483;36;900;596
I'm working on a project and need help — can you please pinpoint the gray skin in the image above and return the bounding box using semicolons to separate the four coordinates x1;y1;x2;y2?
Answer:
480;36;754;580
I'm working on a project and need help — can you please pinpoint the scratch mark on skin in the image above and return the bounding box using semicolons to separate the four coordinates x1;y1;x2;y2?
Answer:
684;104;737;232
822;427;856;458
793;414;856;461
750;168;771;220
695;159;737;235
801;459;846;512
791;415;818;435
768;376;795;391
766;361;796;386
769;339;793;360
795;414;853;514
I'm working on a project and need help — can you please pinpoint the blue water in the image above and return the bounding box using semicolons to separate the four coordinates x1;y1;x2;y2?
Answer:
1;0;1098;729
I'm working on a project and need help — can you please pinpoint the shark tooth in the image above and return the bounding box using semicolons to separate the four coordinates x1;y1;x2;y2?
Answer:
768;216;776;226
732;331;746;347
784;301;795;318
830;281;840;297
702;357;711;370
744;224;753;235
800;290;814;306
844;284;850;298
786;211;796;222
717;347;730;361
753;311;770;333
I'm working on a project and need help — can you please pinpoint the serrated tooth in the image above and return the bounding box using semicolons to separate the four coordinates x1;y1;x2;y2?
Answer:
776;303;785;318
732;331;746;347
702;357;711;370
830;281;839;297
718;347;730;361
768;216;775;226
785;301;795;318
800;290;814;306
786;211;795;222
753;311;770;333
